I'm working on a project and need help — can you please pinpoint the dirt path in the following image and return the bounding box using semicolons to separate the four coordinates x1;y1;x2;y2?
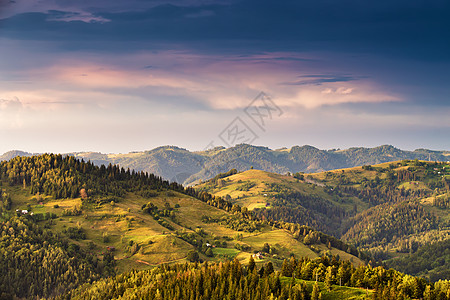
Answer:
135;259;151;266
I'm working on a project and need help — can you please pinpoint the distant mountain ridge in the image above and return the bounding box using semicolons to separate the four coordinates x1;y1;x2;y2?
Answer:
0;150;35;161
1;144;449;185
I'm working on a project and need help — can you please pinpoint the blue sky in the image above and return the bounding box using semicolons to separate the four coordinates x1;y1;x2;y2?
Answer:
0;0;449;153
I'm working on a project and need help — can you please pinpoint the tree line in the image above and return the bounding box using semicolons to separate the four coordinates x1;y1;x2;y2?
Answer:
62;255;450;300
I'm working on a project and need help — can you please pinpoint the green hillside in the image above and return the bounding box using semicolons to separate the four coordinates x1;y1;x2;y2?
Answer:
1;154;449;299
0;154;367;299
196;169;365;236
196;160;450;281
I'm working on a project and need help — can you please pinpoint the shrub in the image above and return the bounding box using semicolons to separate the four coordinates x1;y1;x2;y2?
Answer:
187;250;200;262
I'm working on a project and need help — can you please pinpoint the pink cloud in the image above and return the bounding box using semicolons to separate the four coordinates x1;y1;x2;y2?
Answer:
1;50;402;111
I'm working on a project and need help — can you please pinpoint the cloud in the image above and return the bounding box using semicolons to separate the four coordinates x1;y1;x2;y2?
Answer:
281;74;363;86
0;97;22;111
1;0;449;65
0;0;110;23
0;50;401;113
322;87;354;95
0;97;24;128
336;87;354;94
46;10;110;23
0;0;449;153
0;0;229;22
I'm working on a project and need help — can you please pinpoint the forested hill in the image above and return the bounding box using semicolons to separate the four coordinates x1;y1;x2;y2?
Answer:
196;160;450;282
0;154;365;299
1;154;450;299
1;144;449;185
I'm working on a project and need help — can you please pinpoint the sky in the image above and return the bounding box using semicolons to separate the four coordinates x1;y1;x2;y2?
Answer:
0;0;449;154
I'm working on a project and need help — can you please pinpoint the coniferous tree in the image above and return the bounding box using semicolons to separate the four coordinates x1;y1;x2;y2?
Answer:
248;256;256;273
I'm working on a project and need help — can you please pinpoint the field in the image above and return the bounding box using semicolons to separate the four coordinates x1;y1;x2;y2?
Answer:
212;247;240;258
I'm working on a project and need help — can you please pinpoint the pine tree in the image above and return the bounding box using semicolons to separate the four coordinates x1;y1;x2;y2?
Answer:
272;275;281;296
281;259;291;277
248;256;256;273
264;262;274;277
259;266;265;277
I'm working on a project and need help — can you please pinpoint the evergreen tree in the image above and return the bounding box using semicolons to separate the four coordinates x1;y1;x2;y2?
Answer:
248;256;256;273
264;262;274;277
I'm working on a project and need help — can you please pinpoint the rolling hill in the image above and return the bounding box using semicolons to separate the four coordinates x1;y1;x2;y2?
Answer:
1;154;449;299
195;160;450;281
1;144;449;186
0;154;365;299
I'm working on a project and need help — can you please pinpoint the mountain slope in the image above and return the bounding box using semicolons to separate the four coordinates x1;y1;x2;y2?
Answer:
196;160;450;281
1;154;449;299
0;150;33;161
196;169;363;236
2;144;449;186
0;154;363;298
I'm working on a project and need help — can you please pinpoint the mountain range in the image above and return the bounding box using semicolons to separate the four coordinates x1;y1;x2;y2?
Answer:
1;144;449;185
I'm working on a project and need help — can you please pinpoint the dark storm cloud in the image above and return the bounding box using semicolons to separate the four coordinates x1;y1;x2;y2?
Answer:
281;75;364;86
1;0;449;58
1;0;449;110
